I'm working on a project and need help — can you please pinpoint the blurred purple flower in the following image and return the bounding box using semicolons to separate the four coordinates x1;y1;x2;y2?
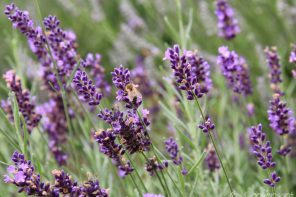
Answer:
246;103;255;117
205;145;220;172
82;53;111;95
263;171;281;188
145;156;168;176
264;47;282;94
164;137;183;165
36;97;68;165
289;44;296;63
215;0;240;40
217;46;252;96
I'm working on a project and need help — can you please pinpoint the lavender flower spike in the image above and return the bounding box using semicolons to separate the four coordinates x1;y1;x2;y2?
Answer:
145;156;168;176
73;69;102;106
94;129;134;177
4;151;58;196
164;45;212;100
248;124;280;187
3;70;42;131
268;94;295;136
164;137;183;165
82;53;111;95
111;65;142;110
215;0;240;40
217;46;252;96
263;171;281;188
199;117;215;133
264;47;282;93
248;124;276;169
205;145;220;172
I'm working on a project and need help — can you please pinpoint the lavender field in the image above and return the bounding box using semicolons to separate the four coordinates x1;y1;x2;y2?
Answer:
0;0;295;196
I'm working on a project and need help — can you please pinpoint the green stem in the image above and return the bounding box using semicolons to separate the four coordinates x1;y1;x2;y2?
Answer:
194;96;234;196
141;152;168;196
136;110;171;196
126;153;148;193
129;173;142;196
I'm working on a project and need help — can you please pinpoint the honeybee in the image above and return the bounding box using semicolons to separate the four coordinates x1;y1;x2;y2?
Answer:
125;83;142;102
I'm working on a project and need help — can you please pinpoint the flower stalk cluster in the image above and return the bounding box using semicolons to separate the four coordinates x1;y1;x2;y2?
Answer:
4;151;108;196
5;4;78;91
164;45;212;100
248;124;280;187
3;70;42;131
5;3;75;165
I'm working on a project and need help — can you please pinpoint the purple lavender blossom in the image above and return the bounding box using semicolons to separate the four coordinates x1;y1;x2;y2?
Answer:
289;44;296;63
145;156;168;176
51;169;80;194
112;65;142;109
277;145;292;156
248;124;280;187
79;179;109;197
82;53;111;95
3;70;42;131
1;99;14;122
4;151;109;196
164;137;183;165
73;69;102;106
268;94;295;136
143;194;164;197
164;45;212;100
248;124;276;169
98;108;151;154
93;129;133;177
4;151;58;196
263;171;281;188
199;117;215;133
205;146;220;172
264;47;282;93
215;0;240;40
36;97;68;165
5;4;78;91
43;15;77;78
217;46;253;96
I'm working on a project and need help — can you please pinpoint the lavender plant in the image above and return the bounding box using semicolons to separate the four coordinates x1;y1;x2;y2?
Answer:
1;1;295;196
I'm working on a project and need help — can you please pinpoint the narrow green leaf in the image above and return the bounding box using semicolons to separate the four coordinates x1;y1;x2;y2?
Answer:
187;151;207;176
